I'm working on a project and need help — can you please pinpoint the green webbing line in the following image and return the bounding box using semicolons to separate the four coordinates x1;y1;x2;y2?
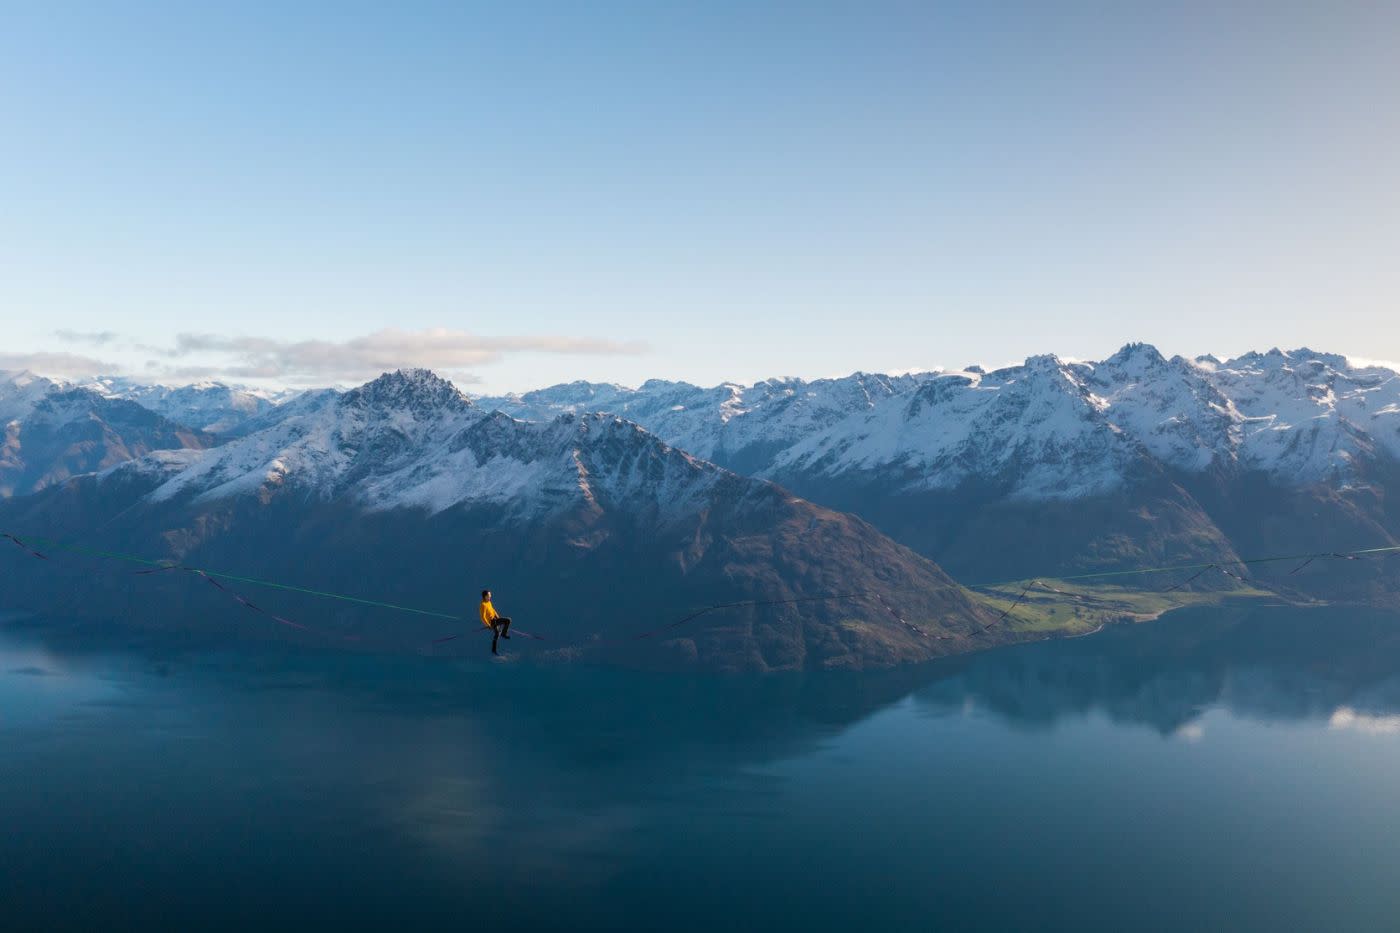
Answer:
181;570;462;620
8;530;1400;624
12;534;463;621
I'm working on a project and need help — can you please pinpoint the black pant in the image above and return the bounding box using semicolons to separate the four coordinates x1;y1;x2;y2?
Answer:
491;617;512;652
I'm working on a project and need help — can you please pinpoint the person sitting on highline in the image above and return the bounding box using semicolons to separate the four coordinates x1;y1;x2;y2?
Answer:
480;589;512;655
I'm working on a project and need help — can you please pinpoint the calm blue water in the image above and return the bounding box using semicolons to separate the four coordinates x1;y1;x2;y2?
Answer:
5;605;1400;932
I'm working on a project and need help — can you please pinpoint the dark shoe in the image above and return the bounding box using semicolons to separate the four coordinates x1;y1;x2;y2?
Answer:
502;633;511;640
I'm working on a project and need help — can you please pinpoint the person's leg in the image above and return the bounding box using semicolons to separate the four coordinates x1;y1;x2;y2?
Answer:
499;617;512;639
491;623;500;654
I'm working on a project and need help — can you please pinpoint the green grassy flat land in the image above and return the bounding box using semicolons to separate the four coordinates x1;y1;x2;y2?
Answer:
968;580;1281;636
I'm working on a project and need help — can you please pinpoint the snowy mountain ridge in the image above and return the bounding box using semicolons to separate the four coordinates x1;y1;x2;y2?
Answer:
775;354;1136;500
478;345;1400;500
82;376;299;433
2;369;300;434
9;344;1400;506
476;371;939;476
147;369;478;505
140;369;730;523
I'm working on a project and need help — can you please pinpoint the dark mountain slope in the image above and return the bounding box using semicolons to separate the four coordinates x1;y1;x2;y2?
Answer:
0;371;1000;671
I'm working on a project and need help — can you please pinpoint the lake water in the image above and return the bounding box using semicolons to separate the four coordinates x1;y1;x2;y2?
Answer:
5;604;1400;932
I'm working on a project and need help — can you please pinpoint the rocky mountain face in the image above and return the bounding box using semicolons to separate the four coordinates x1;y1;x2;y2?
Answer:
0;370;998;671
0;387;212;498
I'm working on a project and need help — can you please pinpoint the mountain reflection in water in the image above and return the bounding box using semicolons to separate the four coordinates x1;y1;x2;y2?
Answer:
4;604;1400;933
913;604;1400;734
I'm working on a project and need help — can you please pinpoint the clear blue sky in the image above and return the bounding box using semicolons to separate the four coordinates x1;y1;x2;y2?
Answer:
2;1;1397;391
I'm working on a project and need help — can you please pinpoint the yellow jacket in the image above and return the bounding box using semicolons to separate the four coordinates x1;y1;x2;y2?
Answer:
480;599;499;627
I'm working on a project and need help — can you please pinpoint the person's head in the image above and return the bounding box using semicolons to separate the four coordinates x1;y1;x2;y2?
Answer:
481;589;491;601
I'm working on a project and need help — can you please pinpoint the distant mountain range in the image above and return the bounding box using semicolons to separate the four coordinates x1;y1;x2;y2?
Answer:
478;345;1400;490
2;344;1398;669
85;376;299;433
479;346;1400;587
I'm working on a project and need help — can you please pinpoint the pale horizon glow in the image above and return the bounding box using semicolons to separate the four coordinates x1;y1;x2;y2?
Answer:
2;2;1397;394
6;337;1399;397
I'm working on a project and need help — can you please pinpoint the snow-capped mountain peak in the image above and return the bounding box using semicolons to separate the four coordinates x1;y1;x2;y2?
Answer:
1101;341;1169;372
358;410;731;520
0;369;64;425
135;370;732;526
144;370;474;505
772;353;1135;500
340;368;473;417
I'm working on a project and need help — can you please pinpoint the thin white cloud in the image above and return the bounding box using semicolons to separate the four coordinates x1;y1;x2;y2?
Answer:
1346;356;1400;373
0;351;118;379
53;329;121;346
141;327;649;385
885;366;945;377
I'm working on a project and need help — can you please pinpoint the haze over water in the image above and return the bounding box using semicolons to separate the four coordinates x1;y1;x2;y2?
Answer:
5;605;1400;932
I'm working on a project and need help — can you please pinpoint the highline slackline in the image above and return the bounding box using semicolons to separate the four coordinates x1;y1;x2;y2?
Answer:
4;531;1399;648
